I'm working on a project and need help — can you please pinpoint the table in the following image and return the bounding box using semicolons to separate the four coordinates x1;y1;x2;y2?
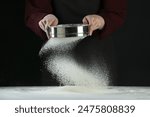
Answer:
0;86;150;100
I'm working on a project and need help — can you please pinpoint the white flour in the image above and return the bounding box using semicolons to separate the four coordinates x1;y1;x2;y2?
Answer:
39;37;82;55
39;37;109;88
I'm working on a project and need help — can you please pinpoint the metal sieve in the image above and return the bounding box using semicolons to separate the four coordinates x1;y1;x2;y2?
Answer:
45;24;89;39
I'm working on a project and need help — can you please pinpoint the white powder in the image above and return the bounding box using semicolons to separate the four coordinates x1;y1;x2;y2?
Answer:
47;55;108;87
39;36;109;88
39;37;83;55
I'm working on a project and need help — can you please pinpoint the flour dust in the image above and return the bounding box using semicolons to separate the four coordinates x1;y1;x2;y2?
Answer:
39;37;109;88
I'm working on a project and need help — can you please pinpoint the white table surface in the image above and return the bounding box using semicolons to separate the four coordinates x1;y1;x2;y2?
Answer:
0;86;150;100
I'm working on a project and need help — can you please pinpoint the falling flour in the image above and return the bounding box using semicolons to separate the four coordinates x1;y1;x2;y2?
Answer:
39;36;109;89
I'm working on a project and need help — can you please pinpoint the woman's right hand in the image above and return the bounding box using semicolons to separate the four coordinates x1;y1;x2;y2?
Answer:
39;14;58;32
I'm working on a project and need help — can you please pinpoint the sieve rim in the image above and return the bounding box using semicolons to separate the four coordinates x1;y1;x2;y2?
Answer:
48;24;89;28
46;23;89;39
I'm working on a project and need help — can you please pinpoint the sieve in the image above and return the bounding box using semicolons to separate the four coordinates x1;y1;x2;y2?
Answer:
45;24;89;39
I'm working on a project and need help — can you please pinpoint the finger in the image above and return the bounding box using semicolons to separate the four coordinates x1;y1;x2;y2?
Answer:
91;17;99;28
45;19;58;39
89;17;97;35
83;16;93;35
93;21;99;30
91;16;95;23
46;19;53;26
95;22;101;29
95;18;101;28
84;16;92;25
46;18;57;26
42;20;50;32
89;25;94;36
91;17;101;30
89;23;99;36
82;17;88;24
39;21;45;31
43;20;47;25
51;19;58;26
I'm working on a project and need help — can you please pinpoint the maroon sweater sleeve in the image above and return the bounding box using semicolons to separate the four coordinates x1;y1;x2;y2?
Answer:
25;0;52;40
99;0;127;39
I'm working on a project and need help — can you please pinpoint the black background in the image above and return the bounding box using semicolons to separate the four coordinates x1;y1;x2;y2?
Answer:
0;0;150;86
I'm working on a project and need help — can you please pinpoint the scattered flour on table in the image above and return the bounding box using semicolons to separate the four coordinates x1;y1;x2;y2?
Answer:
39;37;109;88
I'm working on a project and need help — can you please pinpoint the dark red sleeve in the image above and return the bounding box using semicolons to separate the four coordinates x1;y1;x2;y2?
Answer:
99;0;127;39
25;0;53;40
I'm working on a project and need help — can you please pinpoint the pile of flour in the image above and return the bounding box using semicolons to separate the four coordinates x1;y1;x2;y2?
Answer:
39;37;109;88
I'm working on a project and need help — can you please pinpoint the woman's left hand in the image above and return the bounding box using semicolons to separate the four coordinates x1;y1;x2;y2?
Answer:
82;15;105;36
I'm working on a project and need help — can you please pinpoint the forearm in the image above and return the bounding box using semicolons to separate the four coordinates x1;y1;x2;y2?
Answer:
25;0;53;40
99;0;127;39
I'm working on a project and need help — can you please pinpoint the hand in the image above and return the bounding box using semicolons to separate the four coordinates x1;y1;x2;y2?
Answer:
82;15;105;36
39;14;58;32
